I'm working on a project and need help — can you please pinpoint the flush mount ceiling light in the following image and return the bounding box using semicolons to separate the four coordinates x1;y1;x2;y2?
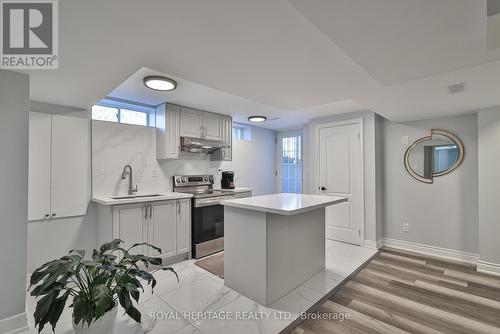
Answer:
143;76;177;91
248;116;267;123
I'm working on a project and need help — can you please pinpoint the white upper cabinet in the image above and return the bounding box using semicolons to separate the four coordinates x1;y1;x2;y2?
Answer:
51;114;89;218
180;106;204;138
203;112;222;141
221;115;232;145
156;103;180;159
28;112;89;221
29;112;52;221
179;106;223;140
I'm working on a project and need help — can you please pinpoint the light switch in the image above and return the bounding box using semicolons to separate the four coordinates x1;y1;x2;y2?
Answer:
402;136;409;145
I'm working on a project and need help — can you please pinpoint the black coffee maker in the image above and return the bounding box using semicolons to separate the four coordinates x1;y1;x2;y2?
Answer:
221;171;235;189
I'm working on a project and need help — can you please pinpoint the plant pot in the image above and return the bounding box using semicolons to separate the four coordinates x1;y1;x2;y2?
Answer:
72;305;118;334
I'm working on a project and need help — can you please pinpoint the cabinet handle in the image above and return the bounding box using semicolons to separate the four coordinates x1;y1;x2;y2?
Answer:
177;202;180;214
150;204;152;219
52;213;56;217
144;204;148;219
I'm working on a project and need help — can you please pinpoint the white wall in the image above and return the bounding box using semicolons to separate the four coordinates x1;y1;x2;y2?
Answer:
92;120;276;196
0;70;29;332
382;113;478;254
477;108;500;267
305;110;381;243
218;125;276;195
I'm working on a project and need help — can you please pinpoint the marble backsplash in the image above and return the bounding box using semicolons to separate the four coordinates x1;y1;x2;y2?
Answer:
92;120;221;197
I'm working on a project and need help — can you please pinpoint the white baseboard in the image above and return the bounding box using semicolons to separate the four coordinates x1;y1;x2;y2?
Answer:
0;312;29;334
364;239;383;250
381;238;478;265
477;260;500;277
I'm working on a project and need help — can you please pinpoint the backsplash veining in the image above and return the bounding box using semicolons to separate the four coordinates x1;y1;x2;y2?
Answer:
92;121;221;197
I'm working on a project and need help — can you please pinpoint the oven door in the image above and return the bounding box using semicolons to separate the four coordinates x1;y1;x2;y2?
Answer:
192;196;235;258
192;203;225;245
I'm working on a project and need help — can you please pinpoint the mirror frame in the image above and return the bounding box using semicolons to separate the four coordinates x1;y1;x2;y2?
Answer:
403;129;464;184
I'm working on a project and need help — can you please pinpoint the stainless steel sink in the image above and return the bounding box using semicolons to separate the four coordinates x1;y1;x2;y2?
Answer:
111;194;162;200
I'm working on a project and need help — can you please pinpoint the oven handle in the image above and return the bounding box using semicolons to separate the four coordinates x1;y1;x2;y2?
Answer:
194;196;236;207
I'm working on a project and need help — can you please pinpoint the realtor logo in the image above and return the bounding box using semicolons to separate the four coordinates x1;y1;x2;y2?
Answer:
1;0;58;69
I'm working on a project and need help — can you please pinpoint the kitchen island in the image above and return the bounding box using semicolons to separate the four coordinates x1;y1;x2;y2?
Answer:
221;193;347;306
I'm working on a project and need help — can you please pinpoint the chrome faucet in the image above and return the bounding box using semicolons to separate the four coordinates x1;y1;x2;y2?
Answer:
121;164;138;196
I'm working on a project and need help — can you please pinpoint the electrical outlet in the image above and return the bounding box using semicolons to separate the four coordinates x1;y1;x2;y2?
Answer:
402;136;409;145
402;223;410;233
152;168;158;177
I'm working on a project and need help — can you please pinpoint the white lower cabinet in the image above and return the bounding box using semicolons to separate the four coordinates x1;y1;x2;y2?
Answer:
149;201;177;258
98;198;191;262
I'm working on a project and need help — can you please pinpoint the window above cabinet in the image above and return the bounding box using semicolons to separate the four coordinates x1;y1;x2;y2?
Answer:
92;98;155;127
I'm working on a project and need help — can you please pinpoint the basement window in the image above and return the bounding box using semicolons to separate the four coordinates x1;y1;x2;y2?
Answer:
232;123;252;141
91;98;155;127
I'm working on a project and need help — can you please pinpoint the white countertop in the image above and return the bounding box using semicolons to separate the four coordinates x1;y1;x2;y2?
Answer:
213;187;253;193
221;193;347;215
91;192;192;206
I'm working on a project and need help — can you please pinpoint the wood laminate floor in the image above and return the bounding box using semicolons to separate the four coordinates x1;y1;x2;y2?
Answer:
291;248;500;334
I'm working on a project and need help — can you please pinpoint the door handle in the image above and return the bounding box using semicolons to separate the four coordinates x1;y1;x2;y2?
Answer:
320;186;327;191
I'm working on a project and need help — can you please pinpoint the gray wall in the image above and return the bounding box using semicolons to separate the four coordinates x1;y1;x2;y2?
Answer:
0;70;29;330
305;110;381;243
382;113;478;253
477;108;500;264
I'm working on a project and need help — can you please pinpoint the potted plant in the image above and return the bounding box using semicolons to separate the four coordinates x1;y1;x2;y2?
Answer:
28;239;178;334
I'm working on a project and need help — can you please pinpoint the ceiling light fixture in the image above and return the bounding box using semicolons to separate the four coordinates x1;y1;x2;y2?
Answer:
248;116;267;123
143;76;177;91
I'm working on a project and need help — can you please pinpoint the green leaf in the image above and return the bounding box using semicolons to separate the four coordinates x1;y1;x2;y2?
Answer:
130;289;140;303
129;242;162;254
125;305;142;323
160;267;179;282
69;249;86;258
117;287;132;310
100;239;123;253
92;285;113;319
49;291;70;331
33;290;59;332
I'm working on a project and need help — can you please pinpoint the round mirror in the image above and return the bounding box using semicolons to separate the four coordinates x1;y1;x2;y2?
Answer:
404;129;464;183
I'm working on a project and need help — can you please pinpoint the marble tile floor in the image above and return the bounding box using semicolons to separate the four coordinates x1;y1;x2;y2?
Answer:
23;240;377;334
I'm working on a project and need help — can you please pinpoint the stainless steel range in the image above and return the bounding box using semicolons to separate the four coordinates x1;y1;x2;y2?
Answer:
173;175;236;259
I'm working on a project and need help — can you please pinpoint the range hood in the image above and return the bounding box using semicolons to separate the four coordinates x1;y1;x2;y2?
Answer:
181;137;223;153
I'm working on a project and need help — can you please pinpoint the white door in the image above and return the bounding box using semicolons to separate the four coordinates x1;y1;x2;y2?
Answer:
176;199;191;254
114;203;147;255
51;114;89;218
203;112;222;141
149;201;177;258
180;106;203;138
317;122;362;245
28;112;52;221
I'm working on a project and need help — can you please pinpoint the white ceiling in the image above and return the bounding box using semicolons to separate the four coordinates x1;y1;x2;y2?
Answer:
18;0;500;129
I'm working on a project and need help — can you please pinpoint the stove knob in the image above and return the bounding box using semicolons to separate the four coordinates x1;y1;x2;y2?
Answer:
204;176;208;181
176;177;181;183
209;175;214;182
182;177;187;183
